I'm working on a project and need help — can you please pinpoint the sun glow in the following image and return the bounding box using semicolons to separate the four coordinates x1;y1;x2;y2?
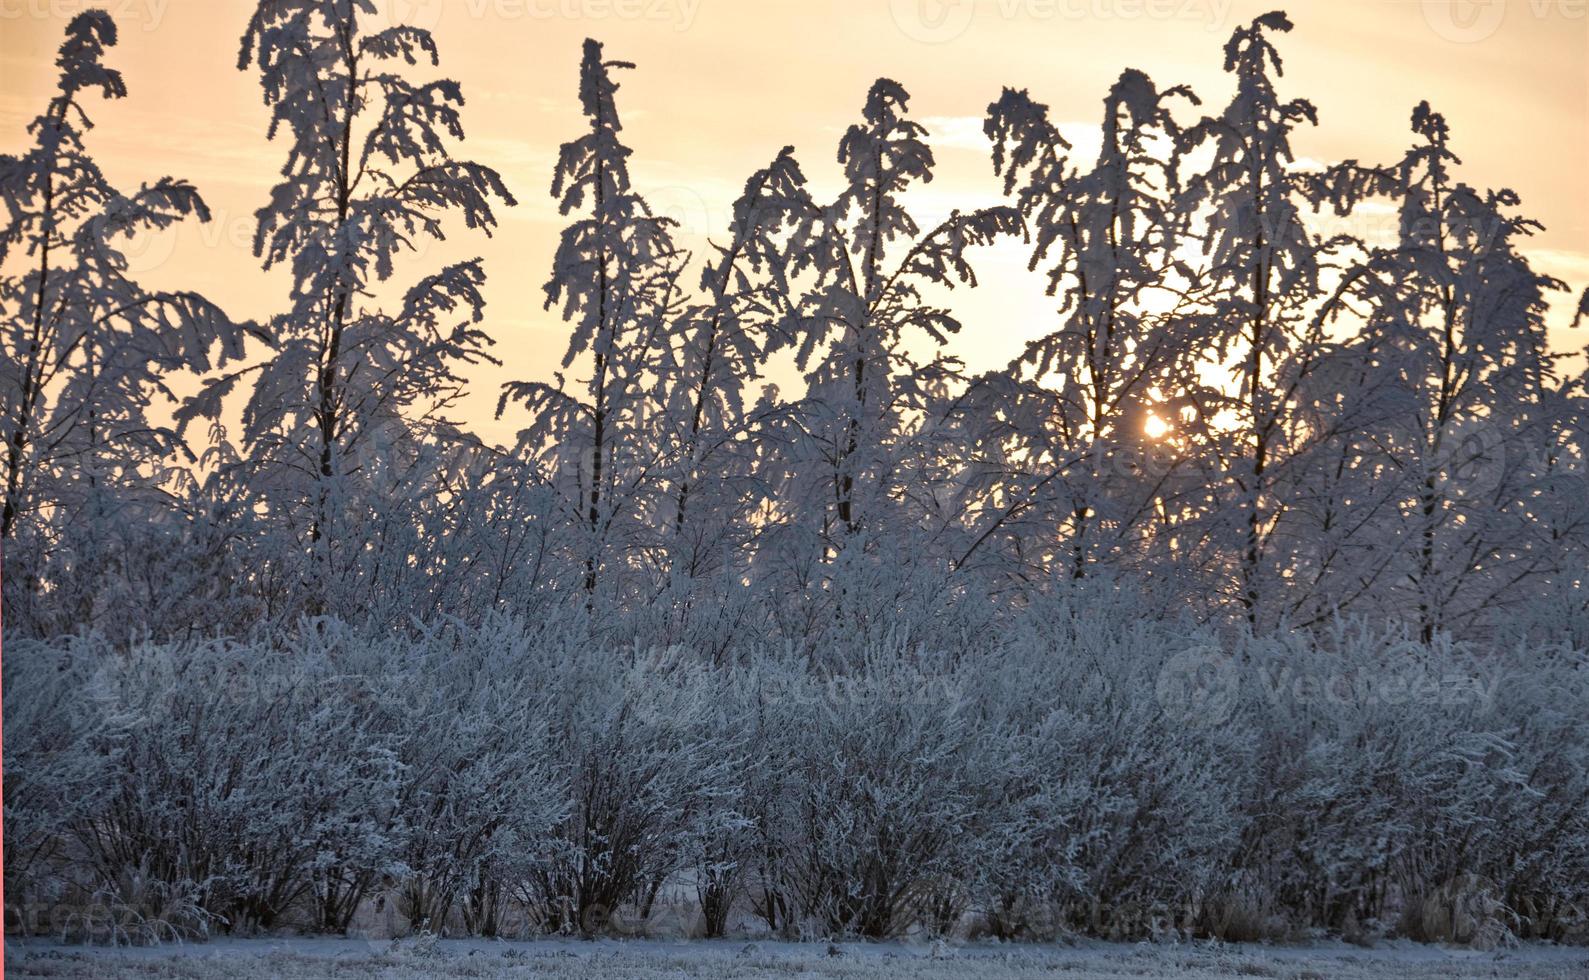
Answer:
1144;414;1171;440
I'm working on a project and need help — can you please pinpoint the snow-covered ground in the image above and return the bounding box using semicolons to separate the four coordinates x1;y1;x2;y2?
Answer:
8;937;1589;979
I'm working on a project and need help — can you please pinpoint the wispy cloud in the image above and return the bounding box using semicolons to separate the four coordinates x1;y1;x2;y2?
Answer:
923;115;1105;167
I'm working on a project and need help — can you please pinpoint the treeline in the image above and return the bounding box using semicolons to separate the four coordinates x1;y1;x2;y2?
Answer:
2;6;1586;643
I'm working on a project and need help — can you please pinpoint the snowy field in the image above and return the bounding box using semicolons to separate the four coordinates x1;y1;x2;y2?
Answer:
8;938;1589;979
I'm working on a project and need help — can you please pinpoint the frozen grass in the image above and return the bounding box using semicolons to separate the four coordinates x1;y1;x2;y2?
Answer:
8;938;1589;979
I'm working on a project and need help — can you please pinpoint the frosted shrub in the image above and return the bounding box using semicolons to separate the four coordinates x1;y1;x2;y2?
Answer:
753;640;993;939
2;637;127;920
1233;622;1589;941
523;638;743;936
1474;642;1589;940
760;538;1006;671
79;629;404;932
317;618;567;936
4;602;1585;945
677;663;766;939
969;600;1247;940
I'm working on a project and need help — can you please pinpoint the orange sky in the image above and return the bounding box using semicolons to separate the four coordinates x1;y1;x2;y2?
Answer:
3;0;1585;445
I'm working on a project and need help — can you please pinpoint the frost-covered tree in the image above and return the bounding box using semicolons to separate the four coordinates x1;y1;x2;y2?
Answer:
977;71;1202;583
500;39;683;609
183;0;514;616
0;11;251;634
1176;11;1352;624
1322;102;1566;637
782;79;1020;555
661;148;813;583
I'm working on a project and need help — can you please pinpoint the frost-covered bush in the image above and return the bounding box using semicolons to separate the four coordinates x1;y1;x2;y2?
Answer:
765;540;1002;663
1231;622;1589;941
320;618;567;936
522;637;744;936
966;598;1247;940
2;637;127;917
4;601;1586;945
751;640;991;939
1446;642;1589;941
78;629;404;932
